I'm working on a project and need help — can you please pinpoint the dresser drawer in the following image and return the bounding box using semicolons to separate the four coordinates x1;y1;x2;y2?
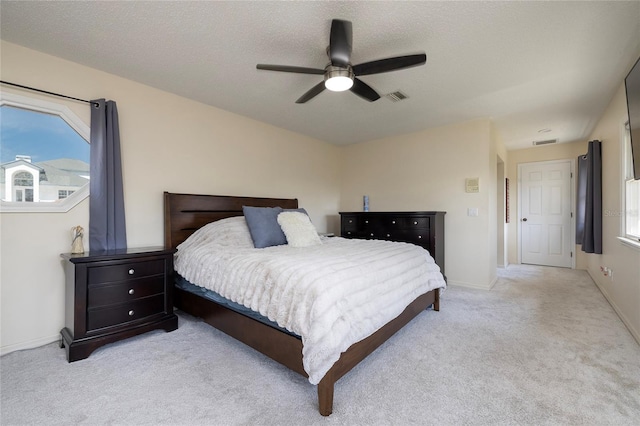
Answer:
361;217;385;232
88;276;165;308
88;259;165;285
396;230;430;246
87;294;166;331
341;215;359;232
399;217;430;229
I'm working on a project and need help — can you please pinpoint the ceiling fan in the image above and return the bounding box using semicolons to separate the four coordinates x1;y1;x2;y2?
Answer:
256;19;427;104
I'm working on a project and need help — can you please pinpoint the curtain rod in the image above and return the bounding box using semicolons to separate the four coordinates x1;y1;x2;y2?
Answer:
0;80;99;107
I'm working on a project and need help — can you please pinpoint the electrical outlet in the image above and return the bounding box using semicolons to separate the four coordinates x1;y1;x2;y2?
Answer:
600;266;614;280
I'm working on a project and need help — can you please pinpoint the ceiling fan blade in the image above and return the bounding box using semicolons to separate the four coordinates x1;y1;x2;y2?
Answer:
350;78;381;102
352;53;427;76
256;64;325;75
296;81;326;103
329;19;352;67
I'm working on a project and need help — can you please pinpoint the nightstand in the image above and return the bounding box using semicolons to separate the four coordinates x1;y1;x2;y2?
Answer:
60;246;178;362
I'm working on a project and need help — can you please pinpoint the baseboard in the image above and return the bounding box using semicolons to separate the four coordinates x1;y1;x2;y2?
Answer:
1;334;60;356
587;269;640;346
447;279;493;290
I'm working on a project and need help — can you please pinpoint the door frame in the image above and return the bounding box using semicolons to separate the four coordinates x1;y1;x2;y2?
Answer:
517;158;576;268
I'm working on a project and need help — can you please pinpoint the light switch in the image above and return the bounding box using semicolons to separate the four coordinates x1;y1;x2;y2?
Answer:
468;208;479;217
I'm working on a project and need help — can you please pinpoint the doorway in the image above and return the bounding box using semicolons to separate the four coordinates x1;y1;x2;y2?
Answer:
518;159;574;268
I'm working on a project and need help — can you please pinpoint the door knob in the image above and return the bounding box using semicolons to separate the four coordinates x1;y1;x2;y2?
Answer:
522;218;528;222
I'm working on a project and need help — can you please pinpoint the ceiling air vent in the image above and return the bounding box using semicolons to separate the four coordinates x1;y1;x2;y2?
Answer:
532;139;558;146
386;91;409;102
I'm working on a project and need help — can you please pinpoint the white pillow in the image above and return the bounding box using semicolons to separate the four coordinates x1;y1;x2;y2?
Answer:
277;211;322;247
177;216;254;251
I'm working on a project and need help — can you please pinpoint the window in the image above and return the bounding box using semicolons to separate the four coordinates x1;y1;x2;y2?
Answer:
0;93;90;213
58;190;75;199
622;121;640;243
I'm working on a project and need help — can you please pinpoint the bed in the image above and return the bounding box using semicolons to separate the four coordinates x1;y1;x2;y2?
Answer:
164;192;445;416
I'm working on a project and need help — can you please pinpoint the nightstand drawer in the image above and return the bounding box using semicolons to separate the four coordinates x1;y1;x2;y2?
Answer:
87;294;165;331
88;259;165;284
87;276;165;308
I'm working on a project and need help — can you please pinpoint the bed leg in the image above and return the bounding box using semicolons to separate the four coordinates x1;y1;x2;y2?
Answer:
318;375;334;416
433;288;440;311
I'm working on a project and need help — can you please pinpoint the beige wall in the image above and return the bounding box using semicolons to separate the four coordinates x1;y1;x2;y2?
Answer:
506;140;589;268
340;118;501;289
0;41;341;353
2;40;637;354
583;84;640;343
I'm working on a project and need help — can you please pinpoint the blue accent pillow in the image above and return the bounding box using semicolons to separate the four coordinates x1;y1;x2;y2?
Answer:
243;206;286;248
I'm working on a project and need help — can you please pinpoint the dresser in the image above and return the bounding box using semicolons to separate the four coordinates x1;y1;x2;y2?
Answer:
60;247;178;362
340;211;446;279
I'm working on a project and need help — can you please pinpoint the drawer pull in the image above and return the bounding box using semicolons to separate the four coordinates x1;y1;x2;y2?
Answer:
392;220;396;224
365;220;369;224
128;269;135;275
418;235;422;239
128;289;135;295
128;310;135;316
348;220;353;223
386;234;390;237
414;221;418;225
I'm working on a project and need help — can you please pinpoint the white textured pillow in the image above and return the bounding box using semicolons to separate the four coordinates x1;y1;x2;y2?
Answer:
177;216;253;251
277;211;322;247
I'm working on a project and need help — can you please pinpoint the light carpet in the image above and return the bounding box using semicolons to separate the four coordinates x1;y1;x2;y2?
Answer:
1;265;639;425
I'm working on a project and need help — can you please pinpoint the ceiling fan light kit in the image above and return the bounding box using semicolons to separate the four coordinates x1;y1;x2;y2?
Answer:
324;66;354;91
256;19;427;103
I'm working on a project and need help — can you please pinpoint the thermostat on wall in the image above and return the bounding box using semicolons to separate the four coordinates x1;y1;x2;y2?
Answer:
465;177;480;193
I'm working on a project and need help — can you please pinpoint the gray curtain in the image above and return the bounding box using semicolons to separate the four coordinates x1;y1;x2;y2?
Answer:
89;99;127;251
577;140;602;254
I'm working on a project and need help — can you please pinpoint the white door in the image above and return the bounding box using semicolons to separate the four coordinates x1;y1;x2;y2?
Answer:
520;160;573;268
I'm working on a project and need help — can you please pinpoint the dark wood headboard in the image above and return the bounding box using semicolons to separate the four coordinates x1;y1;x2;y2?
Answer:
164;192;299;249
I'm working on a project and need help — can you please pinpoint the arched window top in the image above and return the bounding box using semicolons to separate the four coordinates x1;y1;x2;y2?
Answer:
1;92;90;212
13;171;34;187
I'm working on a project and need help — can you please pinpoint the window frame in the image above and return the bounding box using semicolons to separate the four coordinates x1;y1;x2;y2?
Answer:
619;119;640;250
0;92;90;213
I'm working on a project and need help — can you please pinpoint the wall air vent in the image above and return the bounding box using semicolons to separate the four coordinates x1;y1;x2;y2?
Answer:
385;91;408;102
532;139;558;146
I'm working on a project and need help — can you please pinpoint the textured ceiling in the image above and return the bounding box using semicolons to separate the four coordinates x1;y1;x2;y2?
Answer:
1;1;639;149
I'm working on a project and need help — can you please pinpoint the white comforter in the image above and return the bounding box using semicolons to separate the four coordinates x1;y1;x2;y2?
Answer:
174;219;446;385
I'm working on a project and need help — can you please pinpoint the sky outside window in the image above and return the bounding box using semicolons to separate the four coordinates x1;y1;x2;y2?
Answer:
0;105;89;164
